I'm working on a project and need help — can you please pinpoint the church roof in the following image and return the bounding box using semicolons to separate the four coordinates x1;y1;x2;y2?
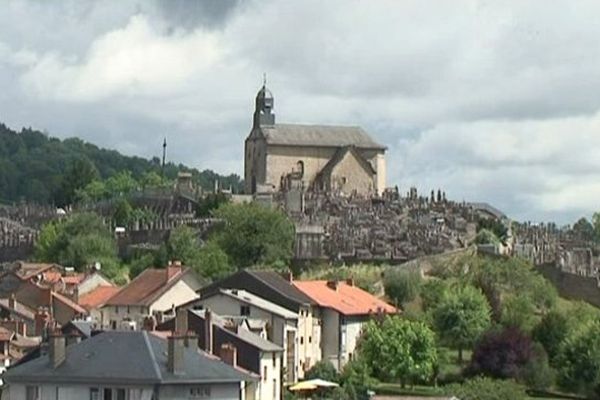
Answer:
260;123;386;150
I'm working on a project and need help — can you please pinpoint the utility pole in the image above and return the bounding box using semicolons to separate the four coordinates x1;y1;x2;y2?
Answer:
161;137;167;177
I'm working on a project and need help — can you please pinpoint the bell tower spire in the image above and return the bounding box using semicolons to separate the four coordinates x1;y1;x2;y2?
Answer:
253;77;275;128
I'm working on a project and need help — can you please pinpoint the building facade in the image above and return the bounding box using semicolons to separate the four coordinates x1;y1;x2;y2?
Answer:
244;85;387;196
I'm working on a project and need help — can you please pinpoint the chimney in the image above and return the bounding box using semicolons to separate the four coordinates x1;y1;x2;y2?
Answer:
204;309;213;354
345;278;354;287
48;331;66;369
220;343;237;368
175;308;188;334
185;332;198;352
282;271;293;282
326;280;338;291
35;307;50;337
168;333;186;375
66;333;82;346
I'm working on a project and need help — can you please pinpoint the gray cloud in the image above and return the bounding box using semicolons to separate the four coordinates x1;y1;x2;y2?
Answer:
2;0;600;223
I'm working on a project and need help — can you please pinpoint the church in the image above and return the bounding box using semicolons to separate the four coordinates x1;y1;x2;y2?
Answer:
244;84;387;196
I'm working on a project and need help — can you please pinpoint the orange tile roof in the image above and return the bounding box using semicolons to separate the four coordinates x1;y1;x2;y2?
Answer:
79;286;121;310
293;280;397;316
106;266;188;307
63;274;86;285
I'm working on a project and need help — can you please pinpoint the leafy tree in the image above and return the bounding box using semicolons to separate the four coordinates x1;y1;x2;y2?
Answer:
501;294;537;332
573;217;595;241
339;356;376;399
196;192;230;217
305;360;340;382
445;377;527;400
212;203;295;268
532;310;569;362
57;157;99;206
420;279;449;312
113;198;134;226
359;316;437;387
432;285;491;362
167;225;202;265
521;343;555;391
556;319;600;397
196;240;235;280
34;213;120;279
473;229;501;245
383;268;422;307
468;326;534;381
477;218;508;241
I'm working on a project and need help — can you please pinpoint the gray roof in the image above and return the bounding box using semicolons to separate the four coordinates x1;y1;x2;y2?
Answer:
62;320;94;338
217;289;298;319
190;310;282;353
260;123;386;150
4;331;254;385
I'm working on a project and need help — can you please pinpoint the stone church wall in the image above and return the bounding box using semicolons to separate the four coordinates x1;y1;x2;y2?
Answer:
266;145;336;191
328;150;375;195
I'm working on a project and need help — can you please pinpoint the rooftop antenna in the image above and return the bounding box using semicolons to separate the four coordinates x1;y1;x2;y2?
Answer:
161;137;167;177
263;72;267;87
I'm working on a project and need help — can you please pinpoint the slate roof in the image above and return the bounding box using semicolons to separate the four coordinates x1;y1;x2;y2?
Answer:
62;320;94;338
293;280;397;316
214;289;298;319
197;270;315;312
260;124;386;150
4;330;254;385
106;267;197;307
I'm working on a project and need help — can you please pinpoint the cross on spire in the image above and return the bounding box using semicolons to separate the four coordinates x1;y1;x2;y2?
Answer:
263;72;267;87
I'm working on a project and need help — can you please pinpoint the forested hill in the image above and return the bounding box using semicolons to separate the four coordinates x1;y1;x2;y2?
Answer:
0;123;243;206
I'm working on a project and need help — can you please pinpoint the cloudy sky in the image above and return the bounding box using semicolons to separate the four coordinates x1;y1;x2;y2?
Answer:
1;0;600;223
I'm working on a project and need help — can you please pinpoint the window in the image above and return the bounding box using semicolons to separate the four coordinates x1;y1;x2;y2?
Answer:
263;365;268;381
115;306;119;314
103;388;112;400
309;336;312;343
116;388;126;400
127;306;130;314
26;386;40;400
240;305;251;316
272;353;277;368
89;388;99;400
300;336;304;345
189;386;211;398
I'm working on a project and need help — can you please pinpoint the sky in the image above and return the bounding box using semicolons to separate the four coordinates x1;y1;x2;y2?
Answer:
1;0;600;224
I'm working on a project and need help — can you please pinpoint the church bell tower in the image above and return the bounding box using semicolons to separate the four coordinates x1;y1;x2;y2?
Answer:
253;81;275;127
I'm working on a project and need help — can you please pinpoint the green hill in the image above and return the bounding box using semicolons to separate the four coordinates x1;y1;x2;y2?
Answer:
0;123;242;206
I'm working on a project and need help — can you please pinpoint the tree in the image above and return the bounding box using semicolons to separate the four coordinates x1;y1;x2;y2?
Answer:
113;198;133;227
445;377;527;400
556;319;600;397
34;213;120;279
196;192;229;217
359;316;437;387
339;356;376;399
383;268;422;307
57;157;99;206
432;285;491;362
420;279;449;312
167;225;202;266
532;310;569;362
468;326;534;381
196;240;235;280
212;203;295;268
501;294;537;332
573;217;595;242
305;360;340;382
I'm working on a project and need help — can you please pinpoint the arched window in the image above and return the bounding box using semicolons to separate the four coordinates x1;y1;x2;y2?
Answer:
296;160;304;178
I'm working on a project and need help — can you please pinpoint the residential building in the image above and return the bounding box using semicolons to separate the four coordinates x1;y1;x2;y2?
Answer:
78;285;120;326
101;265;201;330
293;279;397;369
2;330;257;400
198;270;321;377
158;308;283;400
185;288;301;383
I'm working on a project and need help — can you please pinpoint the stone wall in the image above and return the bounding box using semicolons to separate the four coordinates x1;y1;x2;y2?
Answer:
537;263;600;307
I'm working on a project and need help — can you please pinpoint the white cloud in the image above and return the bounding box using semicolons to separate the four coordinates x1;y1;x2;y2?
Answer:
2;0;600;222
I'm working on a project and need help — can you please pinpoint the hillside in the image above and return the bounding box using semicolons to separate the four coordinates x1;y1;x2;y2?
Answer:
0;123;242;206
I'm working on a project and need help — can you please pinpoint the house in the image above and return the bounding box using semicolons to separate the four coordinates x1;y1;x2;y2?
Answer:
293;279;397;369
198;270;322;377
2;330;257;400
185;288;302;383
78;285;120;326
0;296;35;335
158;308;283;400
101;264;202;330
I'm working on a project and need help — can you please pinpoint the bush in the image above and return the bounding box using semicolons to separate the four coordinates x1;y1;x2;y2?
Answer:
522;343;555;391
445;377;527;400
305;360;340;382
383;268;422;306
467;326;534;381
